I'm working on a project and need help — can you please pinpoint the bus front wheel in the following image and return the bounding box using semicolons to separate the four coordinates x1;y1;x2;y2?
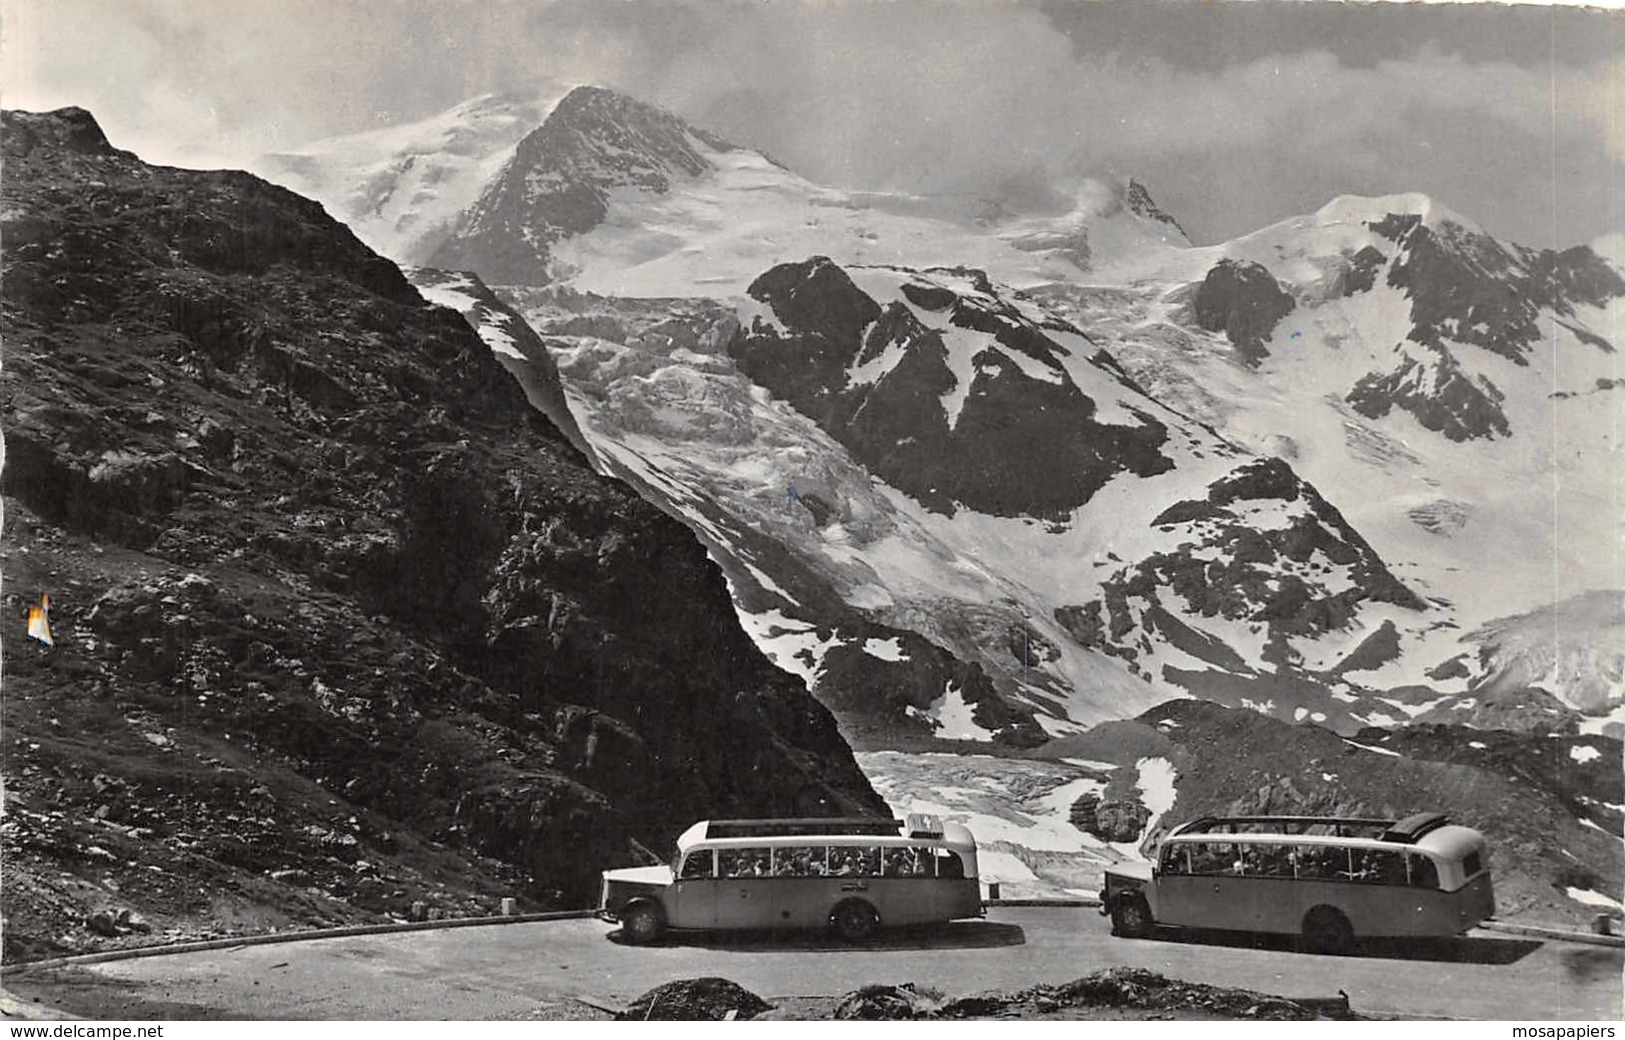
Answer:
831;899;879;942
1111;896;1154;938
1301;907;1354;955
620;901;665;945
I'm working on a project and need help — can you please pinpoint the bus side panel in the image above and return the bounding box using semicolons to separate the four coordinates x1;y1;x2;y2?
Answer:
666;879;716;930
942;878;982;922
868;878;940;927
1157;875;1262;932
1160;878;1423;937
713;878;780;930
782;878;870;930
1289;879;1495;938
1450;873;1495;933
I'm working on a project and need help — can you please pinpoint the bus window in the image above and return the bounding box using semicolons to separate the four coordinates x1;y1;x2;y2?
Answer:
1407;853;1440;889
883;847;929;877
1227;846;1248;875
773;846;827;877
1161;845;1189;875
1298;845;1350;881
719;848;771;878
678;850;714;880
829;846;881;877
933;848;965;878
1188;842;1233;875
1357;849;1408;885
1461;851;1483;878
1254;844;1294;878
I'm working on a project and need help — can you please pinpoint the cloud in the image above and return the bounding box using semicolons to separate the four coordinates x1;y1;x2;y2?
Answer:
3;0;1617;245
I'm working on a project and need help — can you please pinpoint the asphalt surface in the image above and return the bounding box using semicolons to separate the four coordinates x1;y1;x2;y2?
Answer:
9;907;1621;1020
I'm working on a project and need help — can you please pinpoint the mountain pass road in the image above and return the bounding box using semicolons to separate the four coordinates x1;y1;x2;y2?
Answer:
9;907;1620;1020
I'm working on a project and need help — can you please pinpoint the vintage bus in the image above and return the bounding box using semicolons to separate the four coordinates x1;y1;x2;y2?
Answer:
1098;812;1495;953
598;815;982;943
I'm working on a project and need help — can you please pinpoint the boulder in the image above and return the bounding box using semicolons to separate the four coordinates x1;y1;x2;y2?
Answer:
617;978;772;1021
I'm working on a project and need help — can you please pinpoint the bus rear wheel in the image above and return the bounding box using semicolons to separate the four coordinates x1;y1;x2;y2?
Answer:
1301;907;1354;955
1111;896;1154;938
620;901;665;945
831;899;879;942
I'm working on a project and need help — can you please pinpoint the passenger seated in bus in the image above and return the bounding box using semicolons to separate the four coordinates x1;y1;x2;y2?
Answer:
1407;853;1439;889
883;849;917;877
679;853;712;880
802;848;828;876
830;849;858;876
723;849;770;877
775;848;823;877
1187;843;1227;875
1258;845;1293;878
1299;847;1343;881
1372;850;1407;885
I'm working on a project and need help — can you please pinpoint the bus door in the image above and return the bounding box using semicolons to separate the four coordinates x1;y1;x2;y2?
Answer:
1153;842;1200;926
1157;841;1255;931
671;849;719;929
715;847;776;929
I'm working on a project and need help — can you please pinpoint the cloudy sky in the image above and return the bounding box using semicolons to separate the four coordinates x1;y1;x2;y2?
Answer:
3;0;1620;247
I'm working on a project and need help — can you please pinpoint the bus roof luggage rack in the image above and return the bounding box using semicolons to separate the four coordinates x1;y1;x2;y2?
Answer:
1175;815;1397;836
1380;812;1451;844
704;818;903;839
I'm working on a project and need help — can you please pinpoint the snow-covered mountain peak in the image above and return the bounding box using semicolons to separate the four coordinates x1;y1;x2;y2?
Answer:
1591;231;1625;271
1314;192;1481;237
253;79;574;264
512;84;750;194
426;84;795;287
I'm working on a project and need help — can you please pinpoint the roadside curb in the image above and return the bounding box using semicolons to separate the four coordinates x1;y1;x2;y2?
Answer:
0;909;595;975
981;901;1625;949
1480;919;1625;949
985;898;1101;908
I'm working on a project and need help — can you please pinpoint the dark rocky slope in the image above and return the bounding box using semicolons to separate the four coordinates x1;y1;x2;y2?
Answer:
0;107;883;962
1192;259;1295;367
730;258;1178;520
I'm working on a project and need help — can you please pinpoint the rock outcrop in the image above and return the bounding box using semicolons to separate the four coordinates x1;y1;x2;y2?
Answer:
1192;259;1295;367
730;258;1176;519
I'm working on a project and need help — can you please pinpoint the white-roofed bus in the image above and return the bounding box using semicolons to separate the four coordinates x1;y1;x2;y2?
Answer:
598;815;981;943
1098;813;1495;954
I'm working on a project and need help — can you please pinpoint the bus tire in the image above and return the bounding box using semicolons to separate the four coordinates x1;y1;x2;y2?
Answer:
1301;907;1354;955
1110;896;1154;938
831;899;880;942
620;901;665;945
